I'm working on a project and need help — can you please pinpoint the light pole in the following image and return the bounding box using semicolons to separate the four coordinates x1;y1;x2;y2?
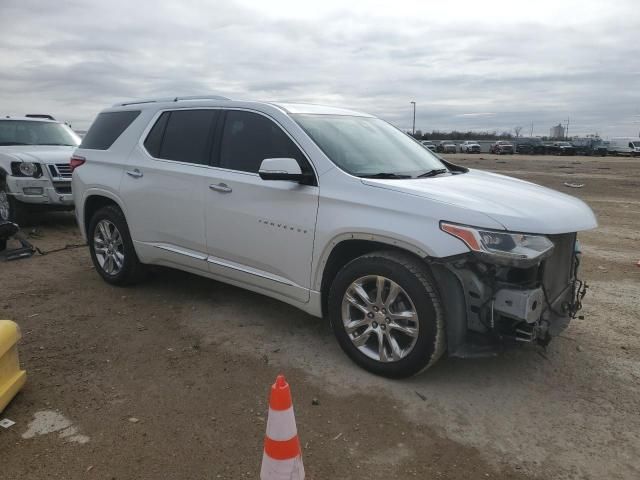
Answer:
410;101;416;136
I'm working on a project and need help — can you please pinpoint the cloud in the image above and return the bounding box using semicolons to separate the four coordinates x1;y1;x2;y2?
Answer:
0;0;639;137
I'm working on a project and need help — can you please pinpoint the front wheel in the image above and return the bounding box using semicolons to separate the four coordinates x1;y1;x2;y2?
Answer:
0;180;29;226
328;251;446;378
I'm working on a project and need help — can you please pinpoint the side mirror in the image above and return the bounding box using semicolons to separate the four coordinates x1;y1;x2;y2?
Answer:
259;158;304;181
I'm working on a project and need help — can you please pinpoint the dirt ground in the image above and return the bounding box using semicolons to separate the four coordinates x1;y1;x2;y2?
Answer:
1;154;638;480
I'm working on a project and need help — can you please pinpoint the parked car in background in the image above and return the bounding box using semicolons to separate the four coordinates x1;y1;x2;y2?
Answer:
420;140;437;152
436;141;457;153
490;141;514;154
73;95;597;378
546;142;576;156
607;138;640;156
0;116;80;224
572;137;608;156
512;138;546;155
459;141;481;153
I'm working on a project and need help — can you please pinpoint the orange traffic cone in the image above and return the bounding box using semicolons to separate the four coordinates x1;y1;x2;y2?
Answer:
260;374;305;480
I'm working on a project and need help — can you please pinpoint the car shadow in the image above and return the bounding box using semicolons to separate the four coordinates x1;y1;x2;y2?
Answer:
144;266;329;337
141;265;551;388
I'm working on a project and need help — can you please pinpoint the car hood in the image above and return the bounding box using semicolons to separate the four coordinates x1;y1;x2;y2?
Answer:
361;169;597;234
1;145;76;165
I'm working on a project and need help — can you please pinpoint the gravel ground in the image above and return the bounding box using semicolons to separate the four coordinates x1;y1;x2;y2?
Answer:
1;154;638;479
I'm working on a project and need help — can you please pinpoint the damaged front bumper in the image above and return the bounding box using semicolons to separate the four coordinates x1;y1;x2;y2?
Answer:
432;233;587;358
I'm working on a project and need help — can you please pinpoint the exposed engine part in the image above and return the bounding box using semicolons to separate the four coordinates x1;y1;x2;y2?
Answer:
435;232;589;356
514;322;536;342
568;253;588;318
490;300;495;330
493;287;544;324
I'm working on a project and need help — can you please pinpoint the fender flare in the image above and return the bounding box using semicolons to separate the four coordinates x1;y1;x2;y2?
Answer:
80;188;128;236
312;232;431;291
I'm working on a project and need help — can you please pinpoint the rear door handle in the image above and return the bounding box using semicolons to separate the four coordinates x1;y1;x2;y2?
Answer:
126;169;143;178
209;183;232;193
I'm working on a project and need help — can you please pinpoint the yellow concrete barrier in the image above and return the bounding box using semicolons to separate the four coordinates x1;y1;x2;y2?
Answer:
0;320;27;413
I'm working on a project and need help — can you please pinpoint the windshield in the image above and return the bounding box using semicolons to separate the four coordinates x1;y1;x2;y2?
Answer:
0;120;81;146
293;114;446;178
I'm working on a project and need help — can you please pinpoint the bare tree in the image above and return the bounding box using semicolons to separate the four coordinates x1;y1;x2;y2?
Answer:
514;126;523;138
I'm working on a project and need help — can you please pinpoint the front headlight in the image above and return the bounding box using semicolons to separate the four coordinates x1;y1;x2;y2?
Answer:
441;222;554;265
19;162;38;176
11;161;43;178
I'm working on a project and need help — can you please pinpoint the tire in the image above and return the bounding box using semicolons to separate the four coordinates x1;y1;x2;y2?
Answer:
328;250;446;378
88;205;146;285
0;179;30;226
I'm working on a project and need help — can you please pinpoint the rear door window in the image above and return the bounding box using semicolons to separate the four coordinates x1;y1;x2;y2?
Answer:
81;111;140;150
218;110;309;174
145;109;218;165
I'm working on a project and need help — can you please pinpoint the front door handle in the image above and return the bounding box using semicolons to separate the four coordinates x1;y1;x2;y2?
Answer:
126;169;143;179
209;183;232;193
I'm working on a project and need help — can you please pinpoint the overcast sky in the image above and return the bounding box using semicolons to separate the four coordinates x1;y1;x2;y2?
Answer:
1;0;639;137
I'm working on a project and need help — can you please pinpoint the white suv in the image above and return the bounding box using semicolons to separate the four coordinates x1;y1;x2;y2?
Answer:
459;140;481;153
0;117;80;224
72;96;597;377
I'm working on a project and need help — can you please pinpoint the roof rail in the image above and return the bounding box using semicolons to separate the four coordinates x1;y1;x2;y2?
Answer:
113;95;231;107
25;114;56;120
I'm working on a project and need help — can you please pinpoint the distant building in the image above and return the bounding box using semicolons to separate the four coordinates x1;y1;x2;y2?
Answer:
550;124;565;138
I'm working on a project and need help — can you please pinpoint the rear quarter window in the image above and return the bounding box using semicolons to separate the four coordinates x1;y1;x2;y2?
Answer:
144;109;218;165
81;110;141;150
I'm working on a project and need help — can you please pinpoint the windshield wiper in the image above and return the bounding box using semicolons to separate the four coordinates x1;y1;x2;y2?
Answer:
0;142;29;146
358;172;412;179
39;143;75;146
416;168;448;178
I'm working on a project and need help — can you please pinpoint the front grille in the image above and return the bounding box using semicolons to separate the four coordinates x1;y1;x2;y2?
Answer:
542;233;576;301
48;163;72;179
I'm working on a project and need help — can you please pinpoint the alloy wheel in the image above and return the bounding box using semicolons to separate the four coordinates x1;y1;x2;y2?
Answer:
341;275;419;362
93;219;125;276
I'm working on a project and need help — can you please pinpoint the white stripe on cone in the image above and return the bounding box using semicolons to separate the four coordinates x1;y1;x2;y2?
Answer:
265;406;298;441
261;454;305;480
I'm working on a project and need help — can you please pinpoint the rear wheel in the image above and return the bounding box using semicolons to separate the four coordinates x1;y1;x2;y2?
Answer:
328;251;446;378
88;205;146;285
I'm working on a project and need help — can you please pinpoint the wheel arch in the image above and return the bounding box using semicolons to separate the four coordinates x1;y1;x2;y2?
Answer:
315;234;431;317
82;192;126;238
